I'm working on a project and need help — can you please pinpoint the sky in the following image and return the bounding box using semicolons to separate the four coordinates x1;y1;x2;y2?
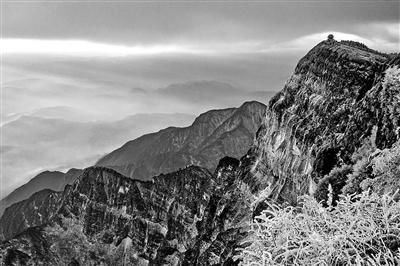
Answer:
0;0;399;197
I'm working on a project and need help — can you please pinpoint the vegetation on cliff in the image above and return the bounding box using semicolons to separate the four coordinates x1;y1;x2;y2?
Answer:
45;217;147;266
238;191;400;266
238;48;400;265
1;40;398;266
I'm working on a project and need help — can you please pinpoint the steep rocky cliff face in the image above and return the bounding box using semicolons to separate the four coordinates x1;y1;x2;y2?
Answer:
0;168;82;217
60;166;214;259
96;101;266;181
1;39;399;265
0;161;254;265
0;189;61;240
249;39;399;204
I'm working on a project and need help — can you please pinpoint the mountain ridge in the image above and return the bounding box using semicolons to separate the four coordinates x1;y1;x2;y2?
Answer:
1;39;399;265
96;101;266;180
2;112;196;199
0;169;82;216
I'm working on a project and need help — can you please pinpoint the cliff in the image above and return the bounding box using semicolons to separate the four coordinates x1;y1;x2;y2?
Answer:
0;189;61;240
249;40;399;204
96;101;266;180
1;39;399;265
0;161;253;265
0;169;82;217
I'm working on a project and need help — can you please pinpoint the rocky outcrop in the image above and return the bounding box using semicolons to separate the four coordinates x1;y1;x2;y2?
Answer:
96;101;266;181
0;160;253;265
59;166;214;260
1;39;399;265
0;189;61;240
0;169;82;217
249;40;399;204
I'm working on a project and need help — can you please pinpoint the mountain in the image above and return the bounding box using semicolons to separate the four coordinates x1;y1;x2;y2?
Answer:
1;39;399;265
2;106;99;125
29;106;99;122
2;113;195;197
0;102;263;216
96;101;266;180
0;159;250;264
0;189;61;240
250;39;399;204
0;169;82;217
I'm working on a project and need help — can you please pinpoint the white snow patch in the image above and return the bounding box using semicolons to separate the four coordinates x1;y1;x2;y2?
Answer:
118;186;128;194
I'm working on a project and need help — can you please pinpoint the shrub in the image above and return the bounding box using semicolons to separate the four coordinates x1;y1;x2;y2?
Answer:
341;157;372;195
342;132;377;195
45;217;94;265
380;66;400;132
45;217;143;265
361;140;400;195
236;191;400;266
314;165;352;205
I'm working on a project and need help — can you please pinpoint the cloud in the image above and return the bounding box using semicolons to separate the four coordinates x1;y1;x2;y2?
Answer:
0;38;285;57
2;2;398;198
0;39;214;57
355;22;400;50
3;23;397;59
4;2;398;46
1;113;196;197
266;28;399;54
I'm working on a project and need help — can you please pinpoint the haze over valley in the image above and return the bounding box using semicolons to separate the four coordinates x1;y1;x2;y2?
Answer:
1;1;399;265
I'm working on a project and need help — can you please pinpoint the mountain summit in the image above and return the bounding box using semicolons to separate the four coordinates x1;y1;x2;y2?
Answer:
96;101;266;180
0;40;398;265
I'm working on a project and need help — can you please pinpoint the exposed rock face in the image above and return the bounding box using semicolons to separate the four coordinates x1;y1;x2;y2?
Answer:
1;40;399;265
0;169;82;217
58;161;258;265
2;112;196;201
249;40;399;204
0;162;252;265
181;156;255;265
0;226;59;266
0;189;61;240
96;101;266;181
59;166;214;260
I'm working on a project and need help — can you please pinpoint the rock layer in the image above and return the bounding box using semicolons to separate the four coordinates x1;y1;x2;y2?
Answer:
1;40;399;265
0;169;82;217
0;189;61;240
0;161;254;265
250;40;399;204
96;101;266;181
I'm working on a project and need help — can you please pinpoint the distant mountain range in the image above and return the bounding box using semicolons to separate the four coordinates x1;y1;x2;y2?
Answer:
0;101;265;218
0;189;62;240
96;101;266;180
1;39;399;265
1;112;195;198
156;80;272;105
0;169;82;217
1;106;100;125
2;80;274;198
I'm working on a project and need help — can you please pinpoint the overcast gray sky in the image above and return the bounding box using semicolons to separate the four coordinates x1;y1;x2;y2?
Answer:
3;1;399;47
0;0;399;197
2;1;399;116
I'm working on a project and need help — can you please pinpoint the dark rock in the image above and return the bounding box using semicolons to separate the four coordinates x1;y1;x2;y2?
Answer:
1;40;399;265
0;189;61;240
249;40;398;205
96;101;266;181
0;168;82;217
